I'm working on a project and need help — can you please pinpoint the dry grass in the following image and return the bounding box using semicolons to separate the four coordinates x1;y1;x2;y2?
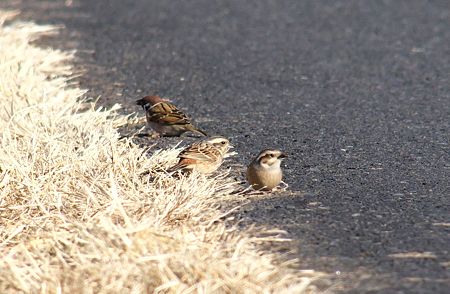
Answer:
0;11;322;293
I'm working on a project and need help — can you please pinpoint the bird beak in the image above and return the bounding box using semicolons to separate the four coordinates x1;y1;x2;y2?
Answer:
228;145;234;149
278;152;287;159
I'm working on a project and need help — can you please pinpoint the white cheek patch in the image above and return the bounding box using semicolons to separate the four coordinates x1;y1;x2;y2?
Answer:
260;161;270;168
260;159;281;170
273;160;282;168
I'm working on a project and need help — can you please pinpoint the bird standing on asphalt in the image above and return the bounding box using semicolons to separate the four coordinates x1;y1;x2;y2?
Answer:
168;136;232;174
246;149;287;190
136;95;207;137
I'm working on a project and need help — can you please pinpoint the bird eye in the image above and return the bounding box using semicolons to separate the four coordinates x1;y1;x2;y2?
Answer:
269;154;274;157
221;141;226;145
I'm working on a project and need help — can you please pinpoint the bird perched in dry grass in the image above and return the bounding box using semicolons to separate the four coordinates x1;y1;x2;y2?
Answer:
169;136;232;174
246;149;287;190
136;95;207;137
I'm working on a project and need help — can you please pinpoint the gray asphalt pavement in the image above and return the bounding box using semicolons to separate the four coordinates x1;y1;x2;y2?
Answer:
3;0;449;292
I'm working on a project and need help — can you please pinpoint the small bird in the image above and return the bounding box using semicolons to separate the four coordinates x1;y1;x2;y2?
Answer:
246;149;287;190
136;95;207;137
169;136;232;174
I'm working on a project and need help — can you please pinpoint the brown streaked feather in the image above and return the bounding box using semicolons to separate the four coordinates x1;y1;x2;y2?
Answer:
148;102;192;125
168;141;223;173
168;158;198;172
185;125;208;136
178;142;221;162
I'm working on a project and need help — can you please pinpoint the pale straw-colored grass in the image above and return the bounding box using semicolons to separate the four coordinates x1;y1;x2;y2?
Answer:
0;11;322;293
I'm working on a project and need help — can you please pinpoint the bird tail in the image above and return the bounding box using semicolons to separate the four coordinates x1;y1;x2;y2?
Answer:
167;164;180;173
187;125;208;136
167;163;189;174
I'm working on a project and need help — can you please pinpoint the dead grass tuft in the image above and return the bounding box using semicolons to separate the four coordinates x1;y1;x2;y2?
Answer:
0;11;322;293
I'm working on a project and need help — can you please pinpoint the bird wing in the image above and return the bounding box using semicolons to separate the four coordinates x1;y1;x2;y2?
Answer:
178;142;220;162
169;142;222;172
148;102;192;125
168;158;198;171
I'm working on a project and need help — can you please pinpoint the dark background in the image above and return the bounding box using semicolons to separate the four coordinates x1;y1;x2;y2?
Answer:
2;0;449;292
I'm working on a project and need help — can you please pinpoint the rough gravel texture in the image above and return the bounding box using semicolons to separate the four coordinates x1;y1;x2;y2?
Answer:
3;0;449;292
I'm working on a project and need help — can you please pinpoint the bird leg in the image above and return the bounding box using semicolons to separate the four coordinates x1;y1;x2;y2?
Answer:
277;181;289;191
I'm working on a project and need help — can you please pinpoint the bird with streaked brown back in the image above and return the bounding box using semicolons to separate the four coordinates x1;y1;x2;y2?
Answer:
136;95;207;137
169;136;232;174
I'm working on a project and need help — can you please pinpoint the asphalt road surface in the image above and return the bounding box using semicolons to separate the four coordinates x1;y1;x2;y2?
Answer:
3;0;449;292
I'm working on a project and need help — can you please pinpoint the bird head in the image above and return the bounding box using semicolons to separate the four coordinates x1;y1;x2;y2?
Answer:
136;95;167;111
206;136;232;155
256;149;287;167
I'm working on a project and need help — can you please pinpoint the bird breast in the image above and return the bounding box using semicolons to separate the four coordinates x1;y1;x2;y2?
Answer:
246;162;282;190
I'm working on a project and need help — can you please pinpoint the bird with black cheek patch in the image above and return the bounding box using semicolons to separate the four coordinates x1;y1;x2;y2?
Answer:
246;149;287;190
168;136;232;174
136;95;207;137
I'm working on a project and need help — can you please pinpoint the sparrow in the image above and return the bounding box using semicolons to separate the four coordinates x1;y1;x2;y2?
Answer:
136;95;207;137
246;149;287;190
169;136;232;174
